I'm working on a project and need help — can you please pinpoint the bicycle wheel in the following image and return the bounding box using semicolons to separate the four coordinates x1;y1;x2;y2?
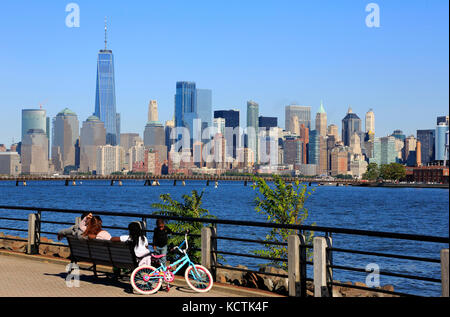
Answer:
130;265;162;295
184;265;213;293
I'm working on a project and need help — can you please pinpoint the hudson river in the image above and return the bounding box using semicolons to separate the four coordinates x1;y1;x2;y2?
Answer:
0;180;448;296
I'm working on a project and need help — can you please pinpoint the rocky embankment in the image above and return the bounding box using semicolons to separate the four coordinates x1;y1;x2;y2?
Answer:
0;233;396;297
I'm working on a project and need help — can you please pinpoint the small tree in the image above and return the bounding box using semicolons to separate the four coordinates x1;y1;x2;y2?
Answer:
251;175;315;269
363;163;379;180
151;190;216;264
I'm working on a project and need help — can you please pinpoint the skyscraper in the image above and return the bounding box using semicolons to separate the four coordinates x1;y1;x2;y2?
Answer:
285;105;311;132
175;81;197;132
315;101;327;137
21;109;47;142
247;101;259;163
144;100;167;163
417;129;435;165
365;109;375;134
342;107;361;147
435;123;449;161
94;20;119;145
52;108;79;170
79;115;106;173
214;109;240;159
370;136;397;166
21;129;49;175
196;89;212;132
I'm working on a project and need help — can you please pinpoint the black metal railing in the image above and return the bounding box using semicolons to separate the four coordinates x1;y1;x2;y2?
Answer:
0;205;448;297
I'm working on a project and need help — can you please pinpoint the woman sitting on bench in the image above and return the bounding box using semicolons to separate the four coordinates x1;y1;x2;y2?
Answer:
82;216;111;240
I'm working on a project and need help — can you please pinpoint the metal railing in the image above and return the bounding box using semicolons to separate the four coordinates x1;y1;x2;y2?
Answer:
0;205;448;297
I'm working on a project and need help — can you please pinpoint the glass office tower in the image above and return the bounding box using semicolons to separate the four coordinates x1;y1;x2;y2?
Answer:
175;81;197;144
247;101;259;163
435;123;449;161
196;89;212;131
94;36;118;145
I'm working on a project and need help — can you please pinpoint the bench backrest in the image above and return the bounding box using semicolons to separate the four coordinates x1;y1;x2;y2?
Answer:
67;236;138;270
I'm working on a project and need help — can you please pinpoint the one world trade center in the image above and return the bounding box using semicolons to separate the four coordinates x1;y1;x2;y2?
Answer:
94;19;120;145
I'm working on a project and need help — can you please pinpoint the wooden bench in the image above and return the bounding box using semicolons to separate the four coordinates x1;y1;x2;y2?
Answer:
66;236;138;278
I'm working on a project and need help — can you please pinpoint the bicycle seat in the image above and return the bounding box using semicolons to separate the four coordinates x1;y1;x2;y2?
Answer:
152;254;166;259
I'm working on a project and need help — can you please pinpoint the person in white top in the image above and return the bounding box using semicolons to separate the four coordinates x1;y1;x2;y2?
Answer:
111;222;152;266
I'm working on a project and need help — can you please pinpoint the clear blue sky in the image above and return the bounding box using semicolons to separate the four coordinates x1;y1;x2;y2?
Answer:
0;0;448;147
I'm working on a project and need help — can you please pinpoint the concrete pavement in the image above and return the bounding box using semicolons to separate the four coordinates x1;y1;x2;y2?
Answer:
0;251;283;298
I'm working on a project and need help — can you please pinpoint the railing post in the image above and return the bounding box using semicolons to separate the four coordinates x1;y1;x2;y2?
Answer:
201;226;217;281
441;249;449;297
288;234;307;297
313;236;333;297
27;213;40;255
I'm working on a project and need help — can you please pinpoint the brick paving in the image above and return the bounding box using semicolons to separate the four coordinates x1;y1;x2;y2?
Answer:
0;252;278;297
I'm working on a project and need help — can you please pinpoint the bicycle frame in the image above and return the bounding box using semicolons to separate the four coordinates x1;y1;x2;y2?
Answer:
150;236;202;279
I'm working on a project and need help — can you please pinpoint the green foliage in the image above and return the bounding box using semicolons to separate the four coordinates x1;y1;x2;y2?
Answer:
251;175;315;269
379;163;406;181
151;190;216;264
363;163;380;180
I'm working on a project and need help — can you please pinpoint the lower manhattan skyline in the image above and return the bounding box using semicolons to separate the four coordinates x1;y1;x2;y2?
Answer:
0;0;448;146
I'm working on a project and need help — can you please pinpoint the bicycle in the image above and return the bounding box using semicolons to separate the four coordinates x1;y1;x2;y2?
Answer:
130;230;213;295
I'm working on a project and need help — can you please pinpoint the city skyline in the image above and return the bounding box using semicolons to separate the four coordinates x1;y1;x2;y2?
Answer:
0;1;449;147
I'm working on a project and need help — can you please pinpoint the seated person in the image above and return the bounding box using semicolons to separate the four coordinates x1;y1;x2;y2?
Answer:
111;222;152;266
82;216;111;240
57;212;92;240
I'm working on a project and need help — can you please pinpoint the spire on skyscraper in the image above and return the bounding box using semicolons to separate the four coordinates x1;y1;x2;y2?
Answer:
104;17;108;50
318;100;326;113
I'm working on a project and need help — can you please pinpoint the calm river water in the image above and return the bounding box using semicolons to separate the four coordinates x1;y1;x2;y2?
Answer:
0;180;448;296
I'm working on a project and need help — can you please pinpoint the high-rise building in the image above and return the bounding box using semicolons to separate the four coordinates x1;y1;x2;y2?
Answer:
391;130;406;141
365;109;375;134
259;116;278;132
342;107;361;146
327;124;340;142
299;124;309;164
175;81;197;132
247;101;259;163
144;101;167;163
315;101;327;137
213;118;226;135
437;116;449;126
370;136;397;166
290;115;300;136
196;89;212;132
21;109;47;141
52;108;79;170
21;129;49;175
96;145;124;175
417;129;435;165
283;136;303;166
404;135;417;162
164;120;175;151
435;123;449;161
331;145;350;176
148;100;158;123
214;110;240;159
308;130;320;165
285;105;311;133
79;116;106;173
94;20;119;146
0;152;21;176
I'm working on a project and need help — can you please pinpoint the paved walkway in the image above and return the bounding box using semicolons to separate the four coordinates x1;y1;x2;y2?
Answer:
0;252;280;297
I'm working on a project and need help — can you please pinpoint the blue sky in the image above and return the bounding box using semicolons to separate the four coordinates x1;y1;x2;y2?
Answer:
0;0;448;146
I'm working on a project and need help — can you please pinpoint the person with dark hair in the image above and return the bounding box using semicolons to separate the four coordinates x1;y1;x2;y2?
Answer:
111;222;151;266
152;218;173;267
57;212;92;240
82;215;111;240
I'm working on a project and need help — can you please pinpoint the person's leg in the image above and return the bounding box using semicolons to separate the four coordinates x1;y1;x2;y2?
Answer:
57;226;76;240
